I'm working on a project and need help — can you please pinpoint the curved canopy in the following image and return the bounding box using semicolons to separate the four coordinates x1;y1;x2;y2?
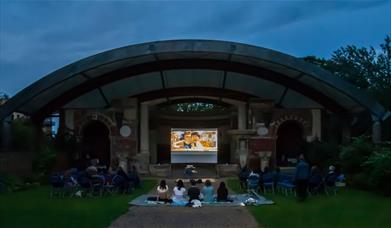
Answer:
0;39;389;121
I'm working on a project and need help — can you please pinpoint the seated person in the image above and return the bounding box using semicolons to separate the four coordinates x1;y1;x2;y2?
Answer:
308;165;324;193
157;180;172;203
173;179;186;201
217;181;233;202
202;179;214;202
128;165;141;188
63;170;78;188
247;170;260;191
238;166;250;189
325;165;338;187
114;165;131;192
187;179;200;202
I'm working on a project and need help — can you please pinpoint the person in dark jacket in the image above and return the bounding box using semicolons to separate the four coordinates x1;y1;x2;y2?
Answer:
217;181;233;202
308;165;324;194
295;154;310;201
187;179;200;202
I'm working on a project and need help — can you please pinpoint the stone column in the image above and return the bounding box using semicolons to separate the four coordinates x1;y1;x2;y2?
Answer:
372;120;382;144
137;103;150;174
311;109;322;140
238;103;246;130
140;103;149;154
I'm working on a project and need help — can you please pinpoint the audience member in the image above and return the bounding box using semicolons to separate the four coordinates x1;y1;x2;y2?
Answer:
187;179;201;202
325;165;338;187
217;181;233;202
173;179;186;201
239;166;250;189
295;154;310;201
157;179;172;203
128;165;141;188
308;165;324;193
202;179;214;202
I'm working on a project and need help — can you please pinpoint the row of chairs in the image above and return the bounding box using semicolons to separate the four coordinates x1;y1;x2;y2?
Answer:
50;172;132;197
246;173;341;196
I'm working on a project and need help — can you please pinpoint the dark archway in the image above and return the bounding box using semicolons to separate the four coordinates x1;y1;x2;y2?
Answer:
81;120;110;168
276;120;305;166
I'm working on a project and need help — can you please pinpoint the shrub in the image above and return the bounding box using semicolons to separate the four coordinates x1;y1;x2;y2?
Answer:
340;136;373;174
32;145;57;183
363;149;391;195
11;119;37;151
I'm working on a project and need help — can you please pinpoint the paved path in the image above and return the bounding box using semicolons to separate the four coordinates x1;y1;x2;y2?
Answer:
109;206;258;228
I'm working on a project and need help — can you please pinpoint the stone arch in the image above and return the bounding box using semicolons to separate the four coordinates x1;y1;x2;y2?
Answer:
75;112;116;137
269;114;310;137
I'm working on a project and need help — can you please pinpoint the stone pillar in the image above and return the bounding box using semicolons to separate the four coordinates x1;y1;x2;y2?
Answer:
238;103;246;130
372;120;382;144
138;103;150;174
311;109;322;140
64;110;74;130
140;103;149;154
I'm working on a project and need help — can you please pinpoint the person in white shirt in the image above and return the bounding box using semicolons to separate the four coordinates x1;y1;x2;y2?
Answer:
173;179;186;201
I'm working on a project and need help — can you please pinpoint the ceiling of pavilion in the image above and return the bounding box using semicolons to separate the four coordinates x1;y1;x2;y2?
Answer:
0;39;389;121
63;70;321;109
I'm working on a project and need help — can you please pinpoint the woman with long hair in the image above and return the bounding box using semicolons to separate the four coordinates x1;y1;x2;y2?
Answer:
172;179;186;202
217;181;233;202
157;179;172;203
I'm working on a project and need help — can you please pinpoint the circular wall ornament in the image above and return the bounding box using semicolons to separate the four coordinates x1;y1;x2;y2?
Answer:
257;126;269;136
120;125;132;137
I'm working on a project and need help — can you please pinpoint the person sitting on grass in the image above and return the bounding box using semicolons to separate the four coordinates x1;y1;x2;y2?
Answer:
157;179;172;203
187;179;201;203
217;181;233;202
202;179;214;202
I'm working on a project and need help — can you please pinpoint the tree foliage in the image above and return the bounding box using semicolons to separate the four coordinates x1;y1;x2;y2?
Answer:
303;35;391;109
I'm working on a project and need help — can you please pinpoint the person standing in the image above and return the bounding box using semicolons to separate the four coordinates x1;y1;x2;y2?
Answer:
295;154;310;201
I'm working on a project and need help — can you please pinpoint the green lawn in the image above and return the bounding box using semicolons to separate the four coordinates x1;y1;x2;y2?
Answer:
227;179;391;228
0;180;156;228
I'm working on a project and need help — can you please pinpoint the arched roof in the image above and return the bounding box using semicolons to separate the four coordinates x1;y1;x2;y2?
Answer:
0;39;389;121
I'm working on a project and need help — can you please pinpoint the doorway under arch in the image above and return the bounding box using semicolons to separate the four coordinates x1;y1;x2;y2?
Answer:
276;120;305;166
81;120;111;168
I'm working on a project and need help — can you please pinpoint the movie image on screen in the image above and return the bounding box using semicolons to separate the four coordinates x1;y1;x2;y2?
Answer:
171;129;218;152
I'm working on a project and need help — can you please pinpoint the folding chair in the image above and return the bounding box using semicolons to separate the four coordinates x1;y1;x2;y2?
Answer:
263;173;275;194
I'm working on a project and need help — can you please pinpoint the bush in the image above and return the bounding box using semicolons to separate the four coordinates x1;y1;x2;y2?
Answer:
340;136;373;174
32;145;57;182
0;173;34;192
11;119;37;151
363;149;391;195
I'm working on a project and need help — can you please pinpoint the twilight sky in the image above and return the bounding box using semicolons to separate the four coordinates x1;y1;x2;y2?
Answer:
0;0;390;96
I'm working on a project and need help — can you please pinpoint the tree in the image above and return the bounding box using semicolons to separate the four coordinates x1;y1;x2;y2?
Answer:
303;35;391;140
303;35;391;108
0;92;9;103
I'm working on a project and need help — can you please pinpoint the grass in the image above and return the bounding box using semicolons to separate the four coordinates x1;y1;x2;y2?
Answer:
0;179;156;228
227;179;391;228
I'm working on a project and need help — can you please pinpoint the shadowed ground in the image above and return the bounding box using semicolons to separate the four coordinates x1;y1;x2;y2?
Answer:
109;206;258;228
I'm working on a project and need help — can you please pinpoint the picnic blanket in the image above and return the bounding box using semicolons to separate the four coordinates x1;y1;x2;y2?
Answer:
129;192;274;207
